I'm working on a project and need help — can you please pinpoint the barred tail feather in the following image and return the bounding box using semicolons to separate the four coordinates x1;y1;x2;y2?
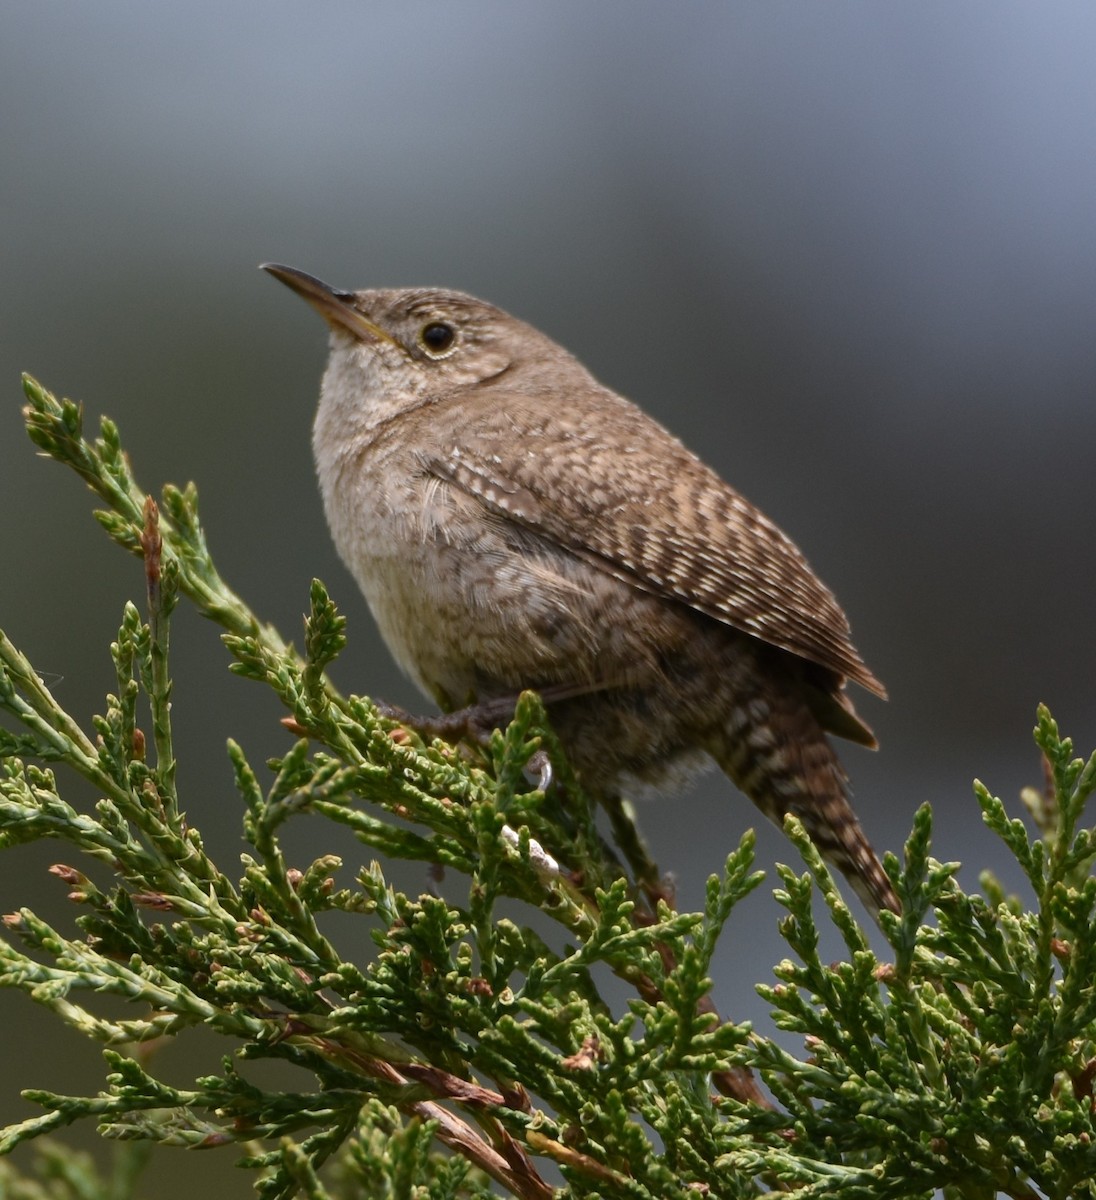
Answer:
712;681;899;919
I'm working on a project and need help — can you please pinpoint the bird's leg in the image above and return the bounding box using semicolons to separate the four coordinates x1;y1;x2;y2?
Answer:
374;680;618;789
373;694;523;745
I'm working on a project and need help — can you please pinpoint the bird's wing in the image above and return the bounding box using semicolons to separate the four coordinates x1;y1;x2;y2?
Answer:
418;385;885;698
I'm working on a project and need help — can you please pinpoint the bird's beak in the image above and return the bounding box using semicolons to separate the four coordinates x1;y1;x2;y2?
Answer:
261;263;400;347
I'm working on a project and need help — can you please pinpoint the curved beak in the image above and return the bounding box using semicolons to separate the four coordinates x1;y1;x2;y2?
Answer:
261;263;399;347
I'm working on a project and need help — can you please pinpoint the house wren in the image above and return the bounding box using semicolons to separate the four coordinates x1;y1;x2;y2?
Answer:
263;263;897;916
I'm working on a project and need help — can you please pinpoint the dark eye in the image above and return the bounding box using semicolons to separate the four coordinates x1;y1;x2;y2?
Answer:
420;321;457;355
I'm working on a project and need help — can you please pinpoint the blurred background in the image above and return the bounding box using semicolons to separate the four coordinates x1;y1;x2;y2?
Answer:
2;3;1094;1194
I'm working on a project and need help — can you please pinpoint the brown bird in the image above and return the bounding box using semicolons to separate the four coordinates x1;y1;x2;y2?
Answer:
264;263;898;917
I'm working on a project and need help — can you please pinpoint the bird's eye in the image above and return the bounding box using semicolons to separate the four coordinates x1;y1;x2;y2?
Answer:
420;321;457;357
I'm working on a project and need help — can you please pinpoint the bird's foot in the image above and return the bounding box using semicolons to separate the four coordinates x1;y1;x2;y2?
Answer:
375;695;555;791
374;695;520;745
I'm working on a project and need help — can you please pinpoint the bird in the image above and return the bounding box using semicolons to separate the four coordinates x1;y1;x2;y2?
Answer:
263;263;898;916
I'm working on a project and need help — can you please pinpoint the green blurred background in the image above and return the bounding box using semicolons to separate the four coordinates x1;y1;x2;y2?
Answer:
2;4;1094;1194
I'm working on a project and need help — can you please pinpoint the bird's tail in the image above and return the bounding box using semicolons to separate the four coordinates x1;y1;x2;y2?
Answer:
711;678;899;920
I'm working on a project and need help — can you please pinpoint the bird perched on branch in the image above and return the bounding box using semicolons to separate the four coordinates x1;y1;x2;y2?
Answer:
264;263;897;917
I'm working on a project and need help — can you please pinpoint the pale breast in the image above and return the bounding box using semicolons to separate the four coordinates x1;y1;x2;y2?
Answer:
321;450;621;703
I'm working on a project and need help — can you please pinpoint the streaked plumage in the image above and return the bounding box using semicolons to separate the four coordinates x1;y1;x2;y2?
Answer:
265;265;898;916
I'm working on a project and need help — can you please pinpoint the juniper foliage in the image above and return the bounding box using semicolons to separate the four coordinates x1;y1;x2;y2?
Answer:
1;376;1094;1199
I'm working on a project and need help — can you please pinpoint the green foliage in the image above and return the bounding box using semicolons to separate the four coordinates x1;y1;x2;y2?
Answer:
2;376;1096;1199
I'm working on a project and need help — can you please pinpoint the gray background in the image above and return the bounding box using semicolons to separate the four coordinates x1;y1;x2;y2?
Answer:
2;4;1094;1195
